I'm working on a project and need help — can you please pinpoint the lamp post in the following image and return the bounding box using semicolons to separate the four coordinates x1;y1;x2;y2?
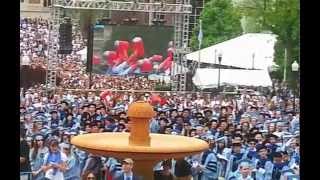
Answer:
218;52;222;90
268;61;280;96
291;60;299;114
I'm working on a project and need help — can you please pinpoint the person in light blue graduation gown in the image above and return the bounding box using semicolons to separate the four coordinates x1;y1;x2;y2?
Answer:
265;134;281;154
197;135;219;180
29;134;49;180
269;152;287;180
245;139;258;161
74;147;88;175
62;143;81;180
106;157;123;179
253;144;274;180
189;135;214;180
227;159;254;180
225;141;248;179
280;166;299;180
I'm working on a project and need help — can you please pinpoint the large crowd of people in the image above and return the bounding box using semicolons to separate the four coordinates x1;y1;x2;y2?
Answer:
20;17;300;180
20;17;160;91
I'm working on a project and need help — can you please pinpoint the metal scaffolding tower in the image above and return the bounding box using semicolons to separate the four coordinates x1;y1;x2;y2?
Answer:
171;0;191;91
46;0;192;93
189;0;204;38
46;0;64;93
188;0;204;76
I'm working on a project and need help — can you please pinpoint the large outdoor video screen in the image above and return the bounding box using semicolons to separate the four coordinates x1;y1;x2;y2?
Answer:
92;25;174;76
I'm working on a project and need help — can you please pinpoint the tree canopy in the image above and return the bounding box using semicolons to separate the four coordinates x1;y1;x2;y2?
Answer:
190;0;243;50
190;0;300;85
236;0;300;84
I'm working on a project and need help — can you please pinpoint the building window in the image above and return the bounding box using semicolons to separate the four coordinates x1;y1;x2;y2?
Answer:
153;13;165;20
159;14;165;20
29;0;41;4
43;0;52;7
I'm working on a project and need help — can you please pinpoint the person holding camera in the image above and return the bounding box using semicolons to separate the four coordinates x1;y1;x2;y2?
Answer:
41;139;68;180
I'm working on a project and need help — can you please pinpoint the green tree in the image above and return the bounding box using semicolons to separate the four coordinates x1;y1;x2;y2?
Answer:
190;0;243;50
236;0;300;85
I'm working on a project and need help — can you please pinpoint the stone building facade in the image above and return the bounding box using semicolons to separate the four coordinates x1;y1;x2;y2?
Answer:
20;0;52;18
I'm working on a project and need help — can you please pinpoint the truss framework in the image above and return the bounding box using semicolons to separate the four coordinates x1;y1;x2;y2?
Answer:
46;0;191;93
57;0;192;13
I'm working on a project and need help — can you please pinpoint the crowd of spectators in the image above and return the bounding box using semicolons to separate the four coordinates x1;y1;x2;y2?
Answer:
20;17;300;180
20;17;159;91
20;86;300;180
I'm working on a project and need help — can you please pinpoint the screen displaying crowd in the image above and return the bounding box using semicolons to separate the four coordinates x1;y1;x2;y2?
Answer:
20;17;300;180
92;25;174;76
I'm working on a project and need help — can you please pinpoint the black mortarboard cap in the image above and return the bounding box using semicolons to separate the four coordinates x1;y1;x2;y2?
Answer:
272;152;282;158
158;111;166;116
250;106;258;110
50;110;58;114
61;101;69;106
118;111;126;116
221;106;227;111
170;109;177;113
175;115;184;119
204;109;213;114
267;134;279;139
280;150;288;155
88;103;96;107
256;144;267;152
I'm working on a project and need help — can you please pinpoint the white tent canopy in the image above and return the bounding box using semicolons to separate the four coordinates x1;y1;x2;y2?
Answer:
186;33;277;70
76;47;87;62
193;68;272;88
172;63;189;75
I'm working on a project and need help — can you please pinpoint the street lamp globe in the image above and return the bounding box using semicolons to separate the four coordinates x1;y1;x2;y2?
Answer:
218;51;223;62
292;60;299;72
218;51;223;57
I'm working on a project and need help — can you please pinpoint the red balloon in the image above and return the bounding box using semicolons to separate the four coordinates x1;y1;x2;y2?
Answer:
160;97;167;106
139;59;153;73
92;55;101;65
103;51;118;67
127;37;145;65
100;90;110;100
150;94;161;105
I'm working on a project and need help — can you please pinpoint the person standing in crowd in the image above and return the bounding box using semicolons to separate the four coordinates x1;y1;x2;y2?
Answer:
20;129;31;179
30;134;49;180
253;145;273;180
41;139;68;180
232;160;254;180
82;153;103;180
154;160;174;180
85;172;97;180
174;158;192;180
225;141;247;179
49;110;60;129
246;139;258;161
106;157;123;179
270;152;286;180
114;158;142;180
62;143;81;180
197;136;219;180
